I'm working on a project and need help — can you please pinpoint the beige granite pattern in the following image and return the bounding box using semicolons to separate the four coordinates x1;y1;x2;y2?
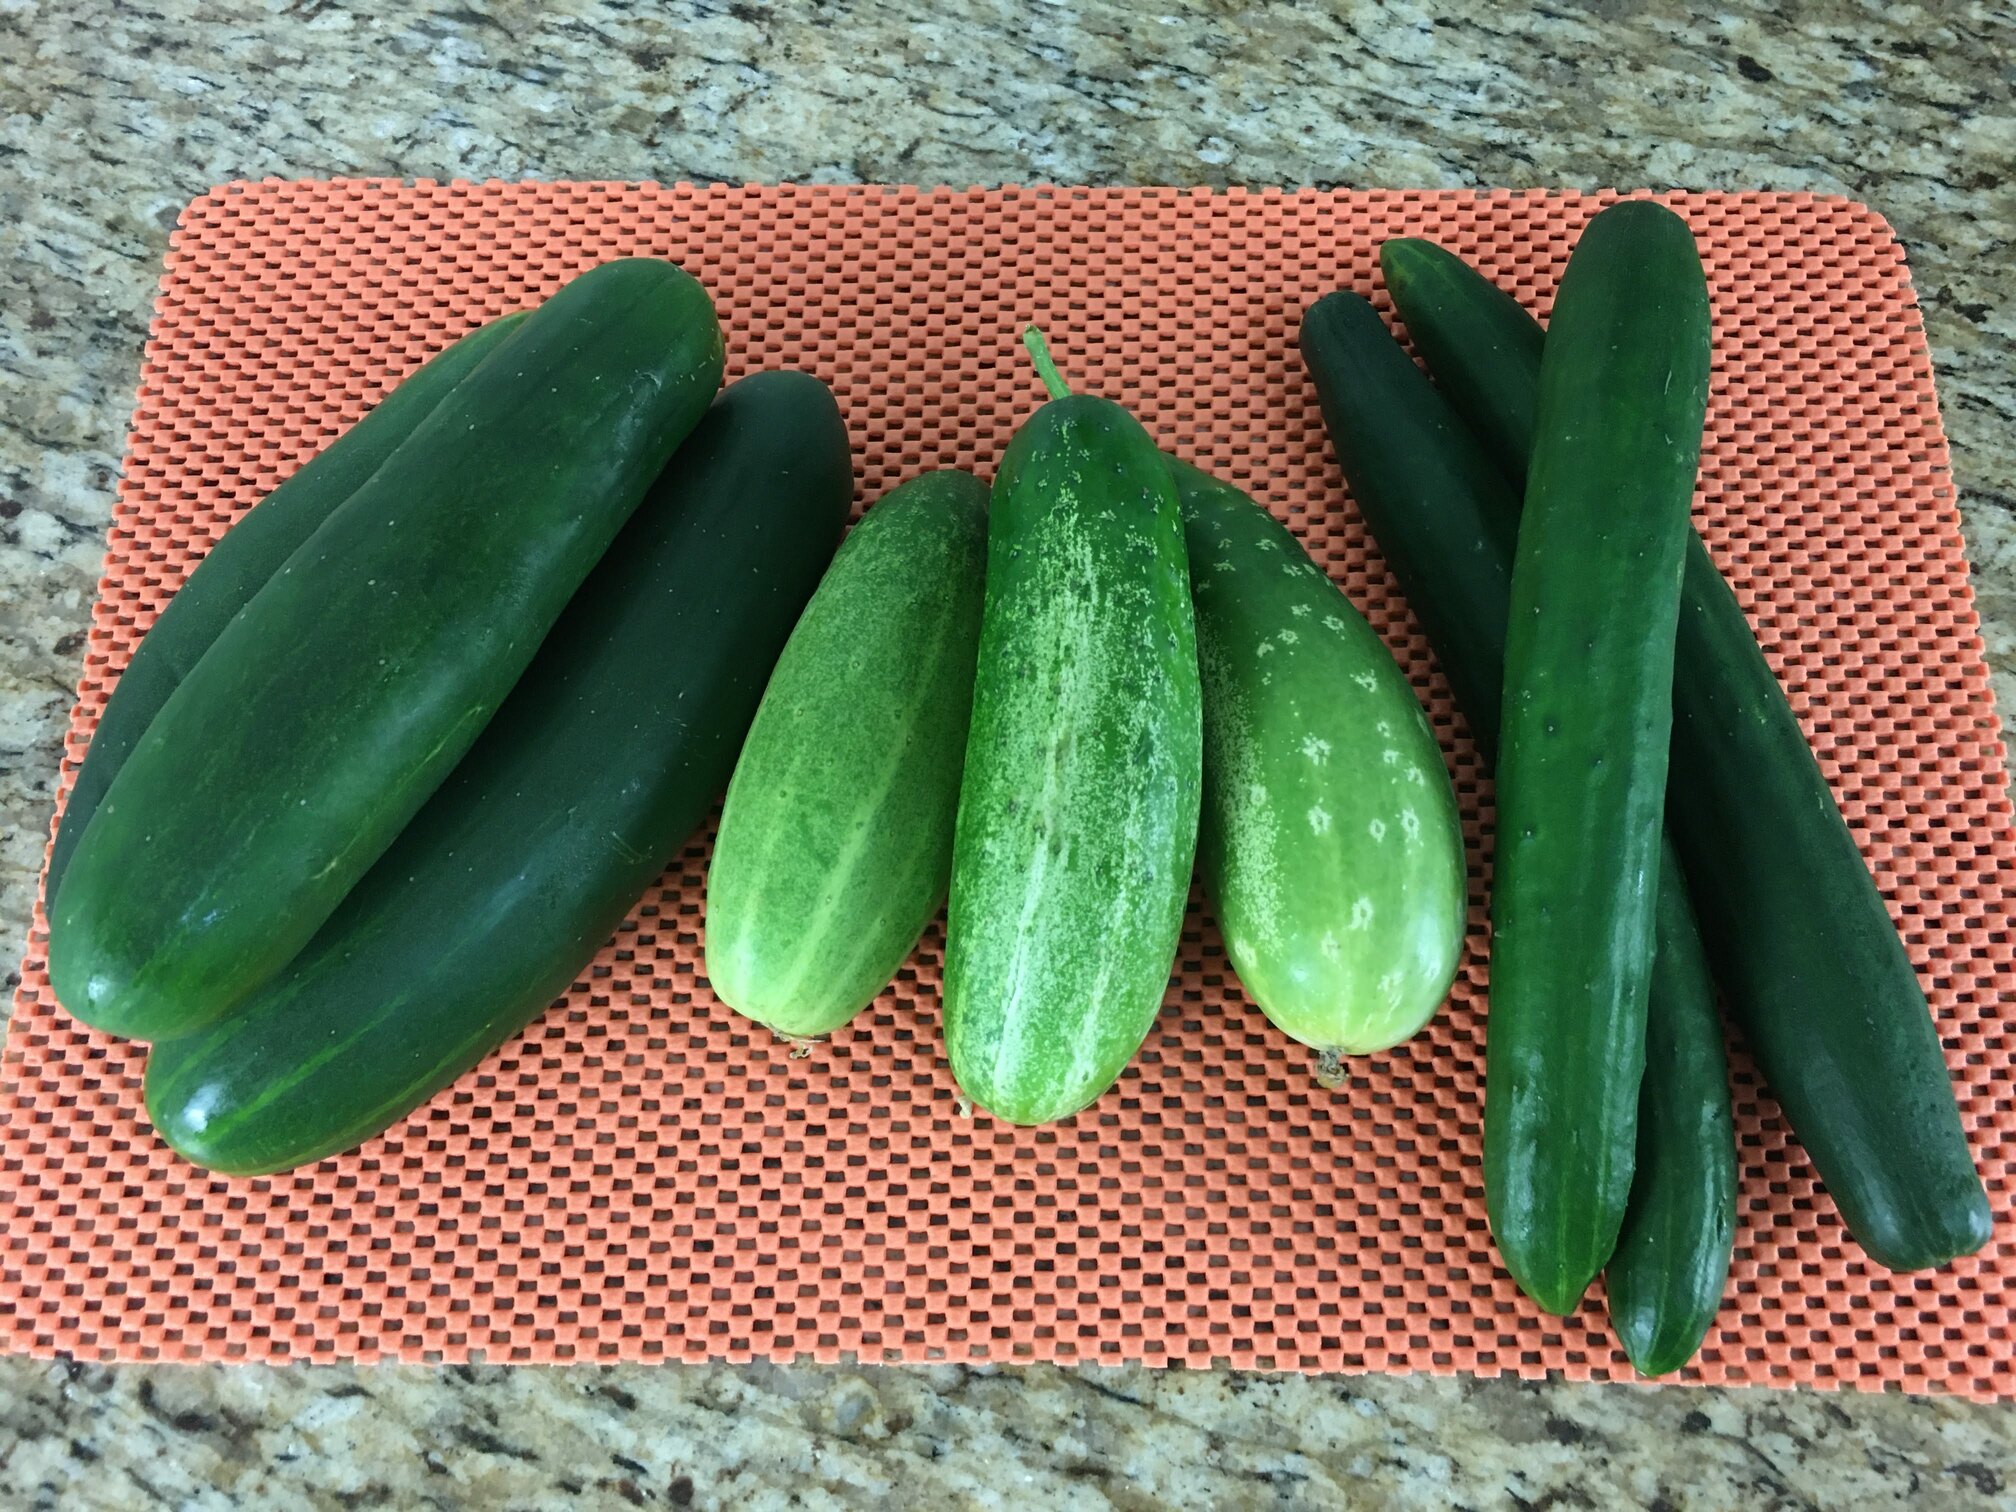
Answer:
2;1;2013;1506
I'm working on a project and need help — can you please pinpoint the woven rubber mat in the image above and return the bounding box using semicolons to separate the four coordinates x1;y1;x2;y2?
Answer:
6;182;2013;1395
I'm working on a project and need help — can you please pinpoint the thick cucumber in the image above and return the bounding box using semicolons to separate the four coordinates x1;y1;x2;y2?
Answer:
706;469;989;1038
1487;201;1712;1314
51;259;725;1042
943;331;1202;1125
1605;850;1736;1376
1382;234;1990;1271
1302;288;1734;1348
1170;459;1465;1064
144;373;851;1176
46;311;527;905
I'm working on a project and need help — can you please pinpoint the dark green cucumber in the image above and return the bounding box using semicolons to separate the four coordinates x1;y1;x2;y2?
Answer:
1487;202;1712;1314
1379;238;1541;478
46;312;527;905
1298;296;1526;741
51;259;725;1042
1171;459;1465;1063
1605;850;1735;1376
707;469;990;1038
143;372;850;1175
944;330;1202;1125
1301;287;1732;1345
1382;234;1991;1271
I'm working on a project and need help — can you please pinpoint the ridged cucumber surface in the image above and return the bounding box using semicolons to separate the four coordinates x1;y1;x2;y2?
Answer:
51;258;725;1041
1605;850;1736;1376
1171;458;1464;1062
707;469;990;1038
943;332;1202;1125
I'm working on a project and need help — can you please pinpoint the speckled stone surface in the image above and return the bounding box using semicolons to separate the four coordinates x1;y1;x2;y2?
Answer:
2;1;2012;1505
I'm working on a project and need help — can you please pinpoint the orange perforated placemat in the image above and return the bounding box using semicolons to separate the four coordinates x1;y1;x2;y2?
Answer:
5;182;2014;1395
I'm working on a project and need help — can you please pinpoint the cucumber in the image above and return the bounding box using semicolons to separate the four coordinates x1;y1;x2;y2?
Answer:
143;372;851;1175
1301;288;1734;1348
1381;234;1990;1271
46;312;527;905
1378;238;1540;478
1170;458;1465;1065
706;469;989;1039
943;330;1202;1125
50;258;725;1042
1605;850;1736;1376
1486;201;1712;1314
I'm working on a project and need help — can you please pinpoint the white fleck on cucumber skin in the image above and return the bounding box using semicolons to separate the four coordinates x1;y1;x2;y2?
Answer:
945;399;1202;1125
707;471;990;1038
1172;459;1466;1058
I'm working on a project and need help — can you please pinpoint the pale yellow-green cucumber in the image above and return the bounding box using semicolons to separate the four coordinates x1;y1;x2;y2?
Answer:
1171;459;1465;1071
706;470;990;1038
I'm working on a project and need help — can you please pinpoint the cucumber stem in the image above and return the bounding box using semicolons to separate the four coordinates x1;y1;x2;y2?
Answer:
1023;325;1071;400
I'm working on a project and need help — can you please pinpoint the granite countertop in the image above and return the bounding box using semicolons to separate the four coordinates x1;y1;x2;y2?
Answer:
3;2;2012;1506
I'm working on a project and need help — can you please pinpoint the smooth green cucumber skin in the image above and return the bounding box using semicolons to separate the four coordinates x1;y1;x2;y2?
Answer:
143;373;850;1176
1605;850;1736;1376
1298;294;1526;744
1380;236;1990;1272
706;469;990;1038
1488;201;1713;1315
945;395;1202;1125
51;259;726;1042
1379;238;1543;478
1302;288;1733;1336
46;312;528;906
1170;459;1464;1056
1669;560;1991;1269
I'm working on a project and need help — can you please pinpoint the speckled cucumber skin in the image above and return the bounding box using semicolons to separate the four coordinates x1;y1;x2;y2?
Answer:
1171;460;1464;1057
707;469;990;1038
944;395;1202;1125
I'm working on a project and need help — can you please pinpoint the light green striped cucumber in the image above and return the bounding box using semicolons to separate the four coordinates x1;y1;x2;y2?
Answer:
943;330;1202;1125
706;470;990;1038
1171;459;1465;1069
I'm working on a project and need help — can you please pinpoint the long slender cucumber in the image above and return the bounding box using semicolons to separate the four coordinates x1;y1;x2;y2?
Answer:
1486;201;1713;1314
1301;287;1733;1359
1381;231;1990;1272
